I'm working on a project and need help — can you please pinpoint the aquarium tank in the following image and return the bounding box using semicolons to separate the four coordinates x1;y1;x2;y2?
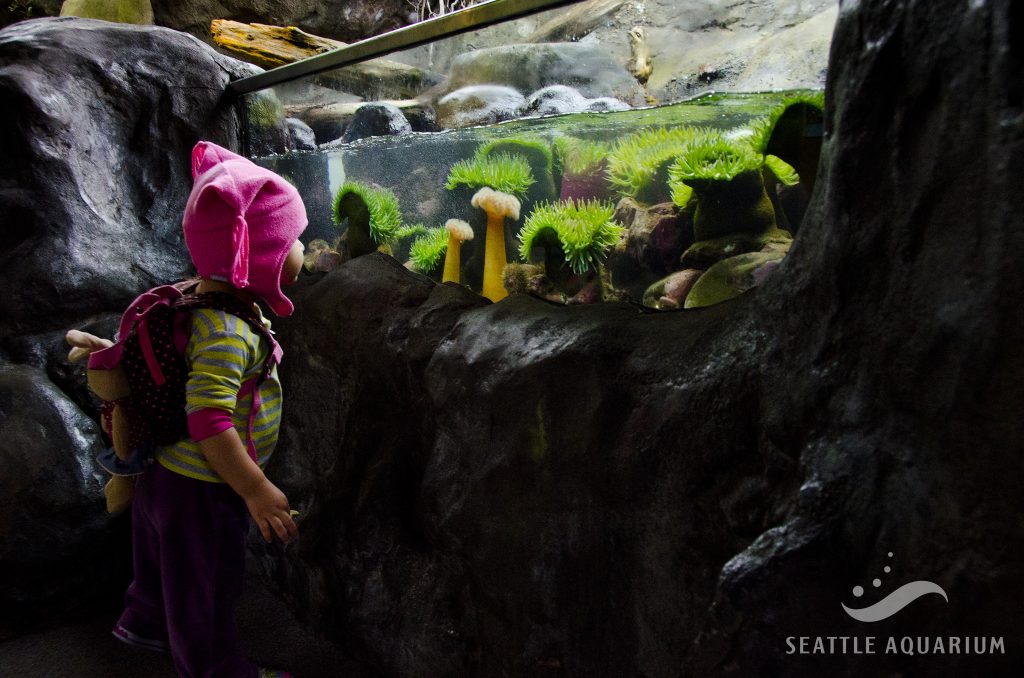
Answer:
231;0;828;308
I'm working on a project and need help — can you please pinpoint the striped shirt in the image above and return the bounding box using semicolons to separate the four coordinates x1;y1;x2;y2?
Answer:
156;307;283;482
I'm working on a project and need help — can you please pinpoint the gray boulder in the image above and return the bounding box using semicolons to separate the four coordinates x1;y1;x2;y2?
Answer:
441;42;645;107
521;84;629;117
436;84;526;128
0;362;126;637
523;84;588;116
0;17;262;336
286;117;317;151
340;102;412;143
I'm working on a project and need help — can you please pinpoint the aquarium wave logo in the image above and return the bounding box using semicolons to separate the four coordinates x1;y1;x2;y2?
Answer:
842;551;948;622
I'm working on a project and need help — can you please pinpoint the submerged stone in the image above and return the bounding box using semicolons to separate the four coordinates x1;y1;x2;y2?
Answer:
684;247;788;309
286;117;317;151
436;84;526;128
340;102;412;143
441;42;645;107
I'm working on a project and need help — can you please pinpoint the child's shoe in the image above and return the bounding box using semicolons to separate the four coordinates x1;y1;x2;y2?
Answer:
111;624;169;653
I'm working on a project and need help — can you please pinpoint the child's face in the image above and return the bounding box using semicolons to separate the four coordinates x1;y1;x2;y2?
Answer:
281;240;305;286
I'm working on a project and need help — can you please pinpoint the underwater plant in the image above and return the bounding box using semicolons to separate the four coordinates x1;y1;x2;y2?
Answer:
445;152;534;199
518;199;622;297
606;127;701;205
668;130;798;243
333;181;403;258
472;187;521;302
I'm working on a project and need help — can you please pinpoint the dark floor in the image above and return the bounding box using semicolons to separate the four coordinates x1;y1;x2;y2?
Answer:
0;577;379;678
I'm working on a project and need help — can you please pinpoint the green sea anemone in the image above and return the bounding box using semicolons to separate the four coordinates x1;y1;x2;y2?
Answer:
748;91;825;157
518;199;622;279
746;91;825;231
606;127;702;204
476;136;557;202
477;136;554;176
333;181;403;258
408;226;449;273
668;131;792;242
473;187;521;302
445;152;534;198
554;136;612;176
394;223;431;242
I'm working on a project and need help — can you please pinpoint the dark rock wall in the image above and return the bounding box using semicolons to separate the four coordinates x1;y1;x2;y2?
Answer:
256;0;1023;675
0;17;258;336
0;17;256;636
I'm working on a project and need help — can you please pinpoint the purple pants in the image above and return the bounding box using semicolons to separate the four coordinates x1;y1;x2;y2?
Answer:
117;462;257;678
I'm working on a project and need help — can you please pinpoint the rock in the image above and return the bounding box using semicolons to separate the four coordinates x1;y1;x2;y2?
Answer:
245;89;291;158
60;0;153;24
0;17;261;336
288;99;435;143
585;96;630;112
521;85;629;118
340;102;412;143
436;85;525;128
149;0;413;46
523;84;588;116
606;198;693;300
441;43;645;107
285;117;317;151
314;250;344;272
0;362;129;637
682;248;787;309
680;229;792;270
642;268;703;309
257;2;1023;675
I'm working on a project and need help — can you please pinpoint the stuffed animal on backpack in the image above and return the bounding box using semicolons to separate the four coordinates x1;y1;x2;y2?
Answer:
66;282;280;514
66;329;137;513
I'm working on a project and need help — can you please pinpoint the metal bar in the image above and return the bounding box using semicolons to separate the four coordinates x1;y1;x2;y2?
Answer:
227;0;585;96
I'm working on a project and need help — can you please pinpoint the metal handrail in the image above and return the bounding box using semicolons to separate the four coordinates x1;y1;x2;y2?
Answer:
227;0;586;96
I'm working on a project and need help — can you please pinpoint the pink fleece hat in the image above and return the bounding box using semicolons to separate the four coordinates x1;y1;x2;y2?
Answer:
183;141;307;316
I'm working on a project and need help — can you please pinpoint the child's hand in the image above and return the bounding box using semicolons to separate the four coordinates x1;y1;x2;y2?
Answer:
243;479;299;544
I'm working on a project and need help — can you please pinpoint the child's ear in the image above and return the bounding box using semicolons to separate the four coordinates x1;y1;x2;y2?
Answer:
281;241;305;285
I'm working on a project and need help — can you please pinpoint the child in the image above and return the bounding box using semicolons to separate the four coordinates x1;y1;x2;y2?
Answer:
112;141;306;678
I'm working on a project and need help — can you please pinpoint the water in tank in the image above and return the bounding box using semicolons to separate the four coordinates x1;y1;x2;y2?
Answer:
234;0;833;308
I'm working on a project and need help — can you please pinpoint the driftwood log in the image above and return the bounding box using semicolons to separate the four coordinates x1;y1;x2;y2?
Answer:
211;19;441;99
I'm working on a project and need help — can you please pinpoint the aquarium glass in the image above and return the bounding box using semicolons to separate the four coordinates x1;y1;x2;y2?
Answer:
239;0;830;309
